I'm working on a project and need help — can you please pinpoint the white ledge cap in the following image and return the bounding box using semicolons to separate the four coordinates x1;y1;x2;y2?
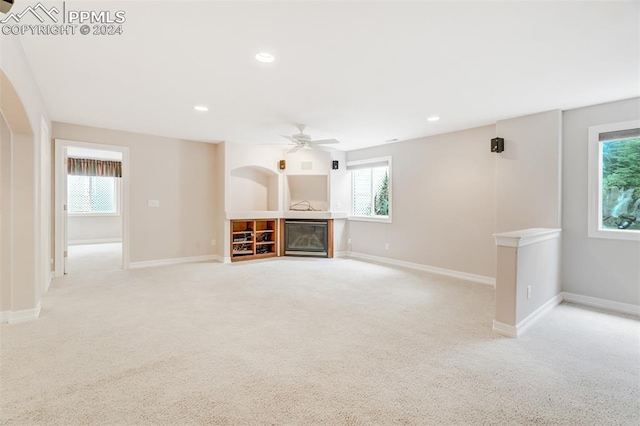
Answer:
225;210;349;220
494;228;562;248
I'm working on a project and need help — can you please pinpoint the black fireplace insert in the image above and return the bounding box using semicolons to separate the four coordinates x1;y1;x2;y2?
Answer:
284;220;329;257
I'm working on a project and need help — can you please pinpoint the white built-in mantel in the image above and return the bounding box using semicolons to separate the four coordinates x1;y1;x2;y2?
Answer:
492;227;562;338
225;211;348;220
493;228;562;248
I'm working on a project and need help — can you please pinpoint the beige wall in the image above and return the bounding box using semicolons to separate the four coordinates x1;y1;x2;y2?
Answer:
0;43;48;134
176;138;218;260
284;148;332;175
215;142;226;258
562;98;640;305
226;143;283;176
225;142;283;214
0;113;11;312
11;133;38;310
347;125;497;279
0;34;50;317
333;219;348;253
515;238;562;323
287;175;328;211
68;216;122;243
494;232;562;329
328;150;349;212
494;246;517;325
229;167;274;212
495;110;562;233
52;122;219;264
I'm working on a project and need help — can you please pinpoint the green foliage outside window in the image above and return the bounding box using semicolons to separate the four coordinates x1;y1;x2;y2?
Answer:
602;138;640;230
374;171;389;216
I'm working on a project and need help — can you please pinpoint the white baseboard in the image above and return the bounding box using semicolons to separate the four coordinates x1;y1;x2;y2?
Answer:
348;252;495;286
561;292;640;316
222;256;232;264
44;272;53;293
493;293;563;338
492;292;638;338
492;320;517;338
129;254;220;269
334;251;349;258
68;238;122;245
1;303;42;324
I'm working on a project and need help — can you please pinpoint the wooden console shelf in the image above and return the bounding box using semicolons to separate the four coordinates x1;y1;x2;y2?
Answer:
230;219;278;262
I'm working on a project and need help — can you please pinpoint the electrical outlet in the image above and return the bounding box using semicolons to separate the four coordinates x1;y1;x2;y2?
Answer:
527;286;531;299
385;243;389;250
50;258;54;265
347;238;351;244
211;239;216;246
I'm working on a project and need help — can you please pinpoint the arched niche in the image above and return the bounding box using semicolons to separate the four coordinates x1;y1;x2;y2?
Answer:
229;165;280;212
0;70;33;135
0;69;38;320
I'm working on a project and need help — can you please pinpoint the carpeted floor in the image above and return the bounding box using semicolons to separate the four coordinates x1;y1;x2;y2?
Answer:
1;258;638;425
67;243;122;272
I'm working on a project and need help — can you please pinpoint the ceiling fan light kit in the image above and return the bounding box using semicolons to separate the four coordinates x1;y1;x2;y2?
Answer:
281;124;340;153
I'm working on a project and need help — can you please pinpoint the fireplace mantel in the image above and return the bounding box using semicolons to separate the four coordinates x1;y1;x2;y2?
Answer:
225;211;348;220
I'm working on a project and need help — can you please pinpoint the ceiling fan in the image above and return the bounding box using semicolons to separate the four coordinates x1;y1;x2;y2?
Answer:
281;124;340;153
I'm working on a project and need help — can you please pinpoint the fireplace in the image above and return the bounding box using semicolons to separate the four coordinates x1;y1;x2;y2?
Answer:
284;220;329;257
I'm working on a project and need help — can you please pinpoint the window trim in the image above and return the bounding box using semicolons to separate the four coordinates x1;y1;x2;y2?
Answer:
587;119;640;241
347;156;392;223
67;175;122;217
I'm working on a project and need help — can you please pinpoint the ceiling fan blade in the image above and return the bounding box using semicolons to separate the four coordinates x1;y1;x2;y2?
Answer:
281;135;297;142
309;139;340;145
288;145;301;153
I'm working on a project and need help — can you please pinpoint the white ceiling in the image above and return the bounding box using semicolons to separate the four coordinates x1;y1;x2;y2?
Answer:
16;0;640;151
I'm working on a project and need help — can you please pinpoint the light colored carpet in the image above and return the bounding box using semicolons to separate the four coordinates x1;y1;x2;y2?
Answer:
1;258;638;425
67;243;122;272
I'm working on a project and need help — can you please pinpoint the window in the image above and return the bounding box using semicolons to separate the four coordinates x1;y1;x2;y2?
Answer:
588;120;640;241
67;175;119;215
347;156;391;221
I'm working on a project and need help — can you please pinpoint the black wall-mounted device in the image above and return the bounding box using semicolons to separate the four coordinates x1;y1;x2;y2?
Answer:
332;160;339;170
491;137;504;153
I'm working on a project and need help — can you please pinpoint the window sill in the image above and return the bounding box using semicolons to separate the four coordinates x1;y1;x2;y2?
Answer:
68;213;120;218
588;228;640;242
348;215;392;224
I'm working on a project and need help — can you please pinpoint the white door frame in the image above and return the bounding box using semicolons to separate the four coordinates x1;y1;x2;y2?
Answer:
54;139;130;276
40;118;51;291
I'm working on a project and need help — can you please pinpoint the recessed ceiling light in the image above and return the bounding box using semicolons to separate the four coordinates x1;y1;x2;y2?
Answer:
194;105;208;112
255;52;275;63
427;116;440;122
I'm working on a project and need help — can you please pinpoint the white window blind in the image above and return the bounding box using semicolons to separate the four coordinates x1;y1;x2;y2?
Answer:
67;175;118;214
347;157;391;220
